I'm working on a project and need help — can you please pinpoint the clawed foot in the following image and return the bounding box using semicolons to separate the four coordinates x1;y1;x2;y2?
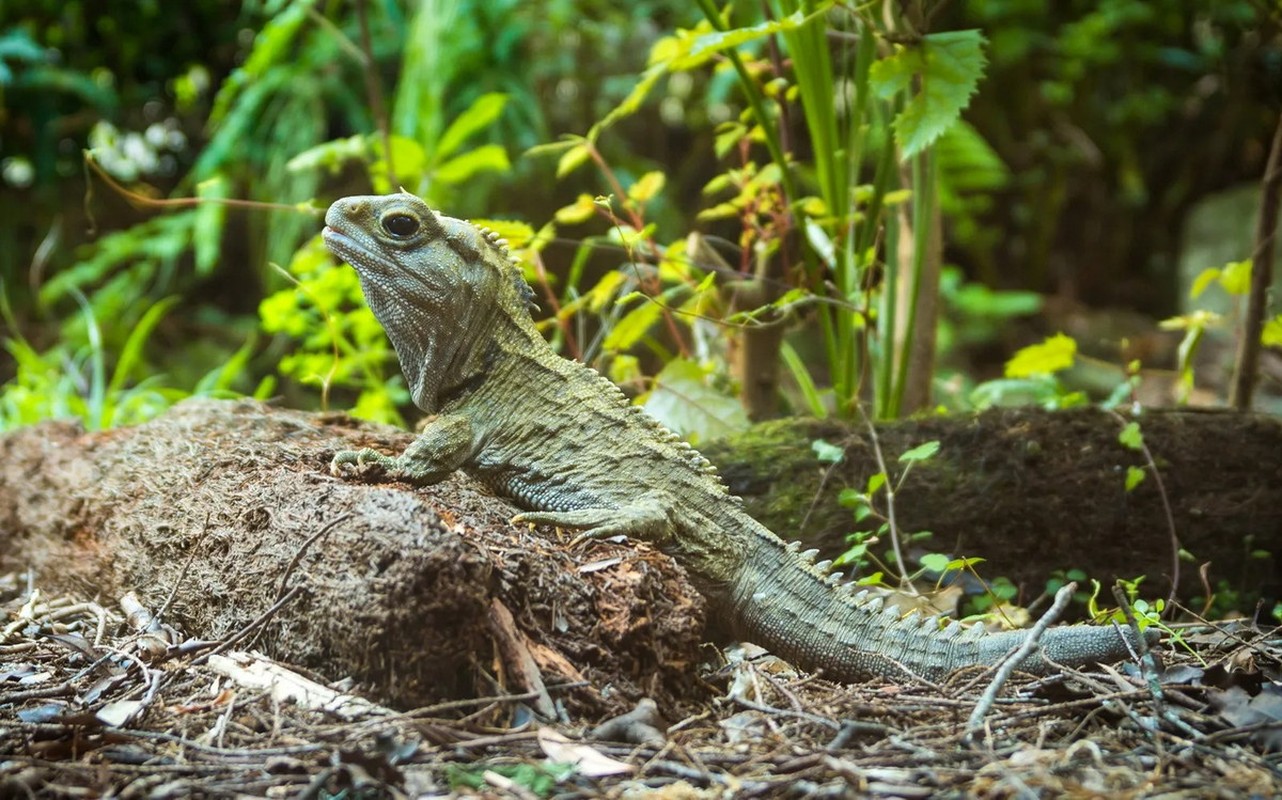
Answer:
330;448;398;481
510;509;634;547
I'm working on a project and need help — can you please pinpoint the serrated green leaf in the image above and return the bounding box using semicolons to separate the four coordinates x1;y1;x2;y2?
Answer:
870;30;988;160
435;92;507;161
1004;333;1077;378
1117;421;1144;451
899;440;940;463
1125;465;1146;492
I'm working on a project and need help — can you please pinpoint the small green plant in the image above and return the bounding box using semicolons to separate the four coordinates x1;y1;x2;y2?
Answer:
830;438;941;583
0;292;261;432
970;332;1090;409
445;762;575;798
1087;575;1163;632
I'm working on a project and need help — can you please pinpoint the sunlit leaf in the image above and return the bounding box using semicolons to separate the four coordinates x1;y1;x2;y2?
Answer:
899;440;940;463
555;194;598;225
866;472;887;495
919;553;951;573
1263;315;1282;347
435;92;507;161
433;144;510;184
811;439;844;464
1118;421;1144;451
1219;259;1252;296
602;296;664;352
1004;333;1076;378
1190;267;1221;299
627;171;666;205
557;142;592;178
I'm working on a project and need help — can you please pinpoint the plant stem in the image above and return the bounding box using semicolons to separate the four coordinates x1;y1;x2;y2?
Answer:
1229;110;1282;410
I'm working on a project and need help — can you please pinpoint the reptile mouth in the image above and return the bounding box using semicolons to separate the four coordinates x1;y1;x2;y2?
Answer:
322;227;390;273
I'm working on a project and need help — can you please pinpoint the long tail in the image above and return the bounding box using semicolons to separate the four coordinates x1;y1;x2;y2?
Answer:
724;525;1152;682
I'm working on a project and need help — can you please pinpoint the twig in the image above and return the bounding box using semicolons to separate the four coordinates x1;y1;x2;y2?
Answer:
354;0;397;189
191;585;304;666
965;581;1076;741
275;513;353;601
858;406;912;590
1230;108;1282;409
157;511;211;623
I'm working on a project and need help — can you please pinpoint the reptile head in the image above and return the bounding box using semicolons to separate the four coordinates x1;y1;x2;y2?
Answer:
323;192;533;411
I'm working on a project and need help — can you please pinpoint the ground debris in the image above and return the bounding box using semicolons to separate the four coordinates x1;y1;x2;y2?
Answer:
3;575;1281;798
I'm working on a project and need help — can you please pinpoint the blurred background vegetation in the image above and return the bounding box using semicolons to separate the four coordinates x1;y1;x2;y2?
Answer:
1;0;1279;435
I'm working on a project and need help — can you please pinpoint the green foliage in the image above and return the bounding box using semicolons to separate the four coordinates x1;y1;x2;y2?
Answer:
445;761;576;797
1087;576;1163;633
258;237;407;425
0;295;259;432
833;439;940;579
870;30;988;160
1003;333;1077;378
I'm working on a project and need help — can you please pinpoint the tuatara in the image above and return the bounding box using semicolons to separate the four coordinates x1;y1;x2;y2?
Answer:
321;191;1154;683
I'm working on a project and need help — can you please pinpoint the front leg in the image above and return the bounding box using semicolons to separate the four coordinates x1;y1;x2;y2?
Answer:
331;413;472;486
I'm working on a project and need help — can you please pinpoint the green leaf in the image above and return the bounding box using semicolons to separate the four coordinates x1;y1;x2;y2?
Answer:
555;194;598;225
687;11;807;62
866;471;887;495
602;296;664;352
557;143;592;178
1189;267;1221;299
811;439;844;464
285;134;370;174
1004;333;1077;378
627;171;666;205
919;553;951;574
899;440;941;463
433;144;510;185
435;92;507;161
870;30;988;160
193;178;228;275
1125;465;1146;492
1263;315;1282;347
1117;421;1144;451
1219;259;1252;296
641;358;749;444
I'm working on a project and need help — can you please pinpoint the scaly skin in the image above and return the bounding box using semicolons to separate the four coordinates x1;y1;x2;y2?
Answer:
322;191;1153;683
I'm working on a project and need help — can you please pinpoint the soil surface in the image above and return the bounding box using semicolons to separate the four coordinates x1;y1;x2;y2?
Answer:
3;400;1282;797
0;399;706;715
703;407;1282;608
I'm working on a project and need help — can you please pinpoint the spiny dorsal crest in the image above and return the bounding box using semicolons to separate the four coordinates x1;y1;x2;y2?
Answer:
472;222;538;315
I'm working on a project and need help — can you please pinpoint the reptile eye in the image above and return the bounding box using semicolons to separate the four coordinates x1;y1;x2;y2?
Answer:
382;213;420;238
